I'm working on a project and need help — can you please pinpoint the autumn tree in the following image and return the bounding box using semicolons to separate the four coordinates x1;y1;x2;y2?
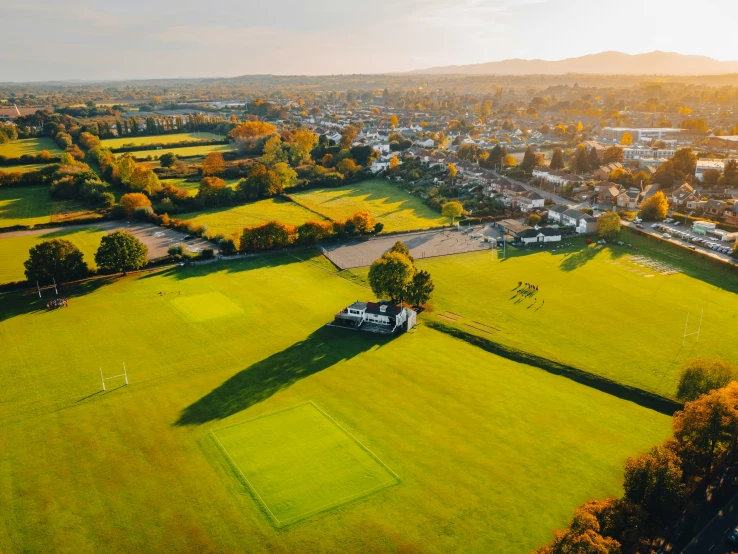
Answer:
197;176;233;207
349;210;374;234
526;213;541;226
535;500;622;554
228;120;277;152
261;136;287;166
339;125;359;148
549;147;565;170
597;212;621;239
620;132;634;145
388;156;399;171
447;163;458;180
368;251;415;303
441;201;463;224
676;357;737;402
236;163;281;201
95;231;148;275
389;115;399;129
623;445;683;528
273;162;297;190
119;192;152;215
603;146;624;164
24;239;89;284
239;221;297;252
336;158;359;176
638;191;669;221
202;152;225;176
159;152;178;168
289;128;318;165
297;220;334;244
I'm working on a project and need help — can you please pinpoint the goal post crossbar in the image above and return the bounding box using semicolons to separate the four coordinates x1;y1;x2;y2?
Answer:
100;363;129;391
682;309;704;346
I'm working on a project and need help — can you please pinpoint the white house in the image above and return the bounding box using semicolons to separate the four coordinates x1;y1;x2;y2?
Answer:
333;301;416;334
518;227;562;244
547;204;568;224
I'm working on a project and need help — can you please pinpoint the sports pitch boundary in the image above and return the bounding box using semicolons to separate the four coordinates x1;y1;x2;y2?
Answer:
211;400;400;527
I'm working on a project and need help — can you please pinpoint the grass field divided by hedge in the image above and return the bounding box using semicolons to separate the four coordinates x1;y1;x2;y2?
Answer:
121;143;235;160
0;186;102;230
291;179;448;232
0;137;64;157
100;132;226;149
0;253;670;553
347;229;738;398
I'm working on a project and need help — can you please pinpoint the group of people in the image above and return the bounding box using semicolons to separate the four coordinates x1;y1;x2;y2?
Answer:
518;281;539;292
46;298;69;310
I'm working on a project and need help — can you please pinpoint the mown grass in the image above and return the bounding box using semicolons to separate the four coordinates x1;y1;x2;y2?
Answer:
178;197;326;236
0;163;56;174
100;132;225;149
121;143;234;160
0;186;102;229
347;230;738;398
0;254;670;553
161;177;240;197
291;179;448;232
0;226;108;284
0;137;64;157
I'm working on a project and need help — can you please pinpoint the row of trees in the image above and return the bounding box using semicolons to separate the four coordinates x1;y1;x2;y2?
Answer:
537;357;738;553
24;232;149;284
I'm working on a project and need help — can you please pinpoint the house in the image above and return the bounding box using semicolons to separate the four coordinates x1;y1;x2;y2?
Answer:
547;204;569;224
561;208;598;234
518;227;562;245
595;182;621;205
593;163;622;181
332;301;416;334
724;204;738;226
667;183;697;207
617;188;641;210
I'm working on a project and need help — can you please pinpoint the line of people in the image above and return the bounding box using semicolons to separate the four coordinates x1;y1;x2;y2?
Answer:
46;298;69;310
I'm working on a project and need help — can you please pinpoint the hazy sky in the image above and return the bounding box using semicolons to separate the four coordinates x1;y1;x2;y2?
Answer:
3;0;738;82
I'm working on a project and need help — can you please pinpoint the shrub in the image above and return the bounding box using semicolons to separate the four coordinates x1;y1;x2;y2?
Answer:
133;206;154;220
218;237;238;255
201;248;215;259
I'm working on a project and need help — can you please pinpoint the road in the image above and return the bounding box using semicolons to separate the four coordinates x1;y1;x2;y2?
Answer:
622;220;737;266
682;492;738;553
491;170;578;207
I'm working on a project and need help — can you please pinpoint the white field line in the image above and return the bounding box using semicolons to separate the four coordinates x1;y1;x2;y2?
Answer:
212;401;313;433
210;430;282;526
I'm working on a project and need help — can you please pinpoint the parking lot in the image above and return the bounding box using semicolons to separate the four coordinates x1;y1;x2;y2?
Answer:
320;225;498;269
629;219;735;264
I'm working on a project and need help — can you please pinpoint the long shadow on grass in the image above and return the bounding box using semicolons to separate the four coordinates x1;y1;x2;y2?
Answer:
175;326;386;426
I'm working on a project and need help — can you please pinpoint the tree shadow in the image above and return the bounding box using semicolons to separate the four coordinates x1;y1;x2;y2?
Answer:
0;275;119;323
175;326;385;426
559;245;602;272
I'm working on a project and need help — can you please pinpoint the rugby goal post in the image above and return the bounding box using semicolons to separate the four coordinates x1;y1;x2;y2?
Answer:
100;363;129;391
682;309;704;346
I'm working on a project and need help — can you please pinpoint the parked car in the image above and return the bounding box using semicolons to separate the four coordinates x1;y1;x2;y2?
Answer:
663;233;672;238
727;526;738;545
635;223;644;229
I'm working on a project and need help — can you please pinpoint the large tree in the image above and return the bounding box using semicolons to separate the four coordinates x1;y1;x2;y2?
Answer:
368;251;415;303
549;147;565;170
597;212;621;240
406;270;434;307
677;357;737;402
638;191;669;221
623;445;683;528
339;125;359;148
120;192;152;215
620;132;634;145
520;146;539;171
201;152;225;176
441;201;463;224
95;231;148;275
602;146;624;164
24;239;89;284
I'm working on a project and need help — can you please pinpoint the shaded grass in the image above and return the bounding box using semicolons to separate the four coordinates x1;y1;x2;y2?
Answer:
0;137;64;157
0;226;108;284
101;132;225;149
178;197;327;236
0;253;671;553
122;143;234;159
0;163;57;174
0;186;101;229
291;179;448;232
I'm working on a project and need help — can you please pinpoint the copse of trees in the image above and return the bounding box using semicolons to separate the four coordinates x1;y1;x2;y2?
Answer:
24;240;89;284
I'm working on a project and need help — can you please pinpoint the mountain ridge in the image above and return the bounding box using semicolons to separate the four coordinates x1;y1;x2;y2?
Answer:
405;51;738;76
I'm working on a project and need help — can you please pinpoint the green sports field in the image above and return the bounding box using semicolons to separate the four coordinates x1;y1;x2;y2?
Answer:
0;226;108;283
0;185;102;230
0;137;64;157
179;196;326;236
123;143;234;160
213;402;398;526
347;229;738;398
101;132;225;149
0;253;670;553
291;179;448;232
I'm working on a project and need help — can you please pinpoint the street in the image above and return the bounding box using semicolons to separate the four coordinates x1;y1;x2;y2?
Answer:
682;492;738;554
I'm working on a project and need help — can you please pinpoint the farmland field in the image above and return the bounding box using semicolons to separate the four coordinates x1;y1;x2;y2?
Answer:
0;163;56;174
347;229;738;398
0;137;64;157
291;179;448;232
101;132;226;149
179;197;325;236
0;253;670;553
161;177;240;197
122;143;234;159
0;185;102;229
0;226;108;284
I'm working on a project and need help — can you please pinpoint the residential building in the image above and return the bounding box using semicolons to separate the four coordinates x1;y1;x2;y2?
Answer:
332;301;416;334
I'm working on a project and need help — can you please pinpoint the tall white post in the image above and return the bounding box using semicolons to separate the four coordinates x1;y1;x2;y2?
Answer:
123;362;129;385
696;309;704;343
682;313;690;346
100;368;106;391
37;281;41;298
53;277;58;295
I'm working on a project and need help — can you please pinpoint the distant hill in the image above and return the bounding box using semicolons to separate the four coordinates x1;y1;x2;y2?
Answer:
406;51;738;76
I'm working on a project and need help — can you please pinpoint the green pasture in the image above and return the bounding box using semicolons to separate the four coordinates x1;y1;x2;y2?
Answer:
0;226;108;284
0;252;670;553
101;132;226;149
348;229;738;398
291;179;448;232
0;186;101;230
161;177;239;197
0;163;56;174
122;143;234;160
179;197;325;236
0;137;64;157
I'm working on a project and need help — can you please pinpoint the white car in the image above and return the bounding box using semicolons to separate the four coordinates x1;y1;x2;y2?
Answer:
663;233;672;238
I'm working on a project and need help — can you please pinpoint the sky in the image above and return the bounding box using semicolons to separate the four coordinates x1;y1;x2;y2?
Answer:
3;0;738;82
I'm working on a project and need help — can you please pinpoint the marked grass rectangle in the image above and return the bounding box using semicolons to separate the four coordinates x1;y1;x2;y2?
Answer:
170;292;243;321
213;402;398;526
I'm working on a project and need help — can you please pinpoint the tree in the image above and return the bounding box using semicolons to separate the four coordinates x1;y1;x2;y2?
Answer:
602;146;624;164
389;241;413;262
549;147;565;170
273;162;297;190
503;154;517;167
569;144;591;174
289;128;318;165
535;501;622;554
442;201;463;224
202;152;225;176
368;251;414;303
236;163;281;201
389;115;399;129
638;191;669;221
588;146;601;169
159;152;178;168
339;125;359;148
349;210;374;234
336;158;359;176
447;163;458;179
228;121;277;150
407;270;434;307
526;213;541;226
620;132;634;146
120;193;152;215
677;357;737;402
197;177;233;207
95;231;148;275
240;221;297;252
597;212;621;240
623;445;683;527
261;136;287;166
520;147;539;171
389;156;399;171
24;239;89;284
297;220;334;244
